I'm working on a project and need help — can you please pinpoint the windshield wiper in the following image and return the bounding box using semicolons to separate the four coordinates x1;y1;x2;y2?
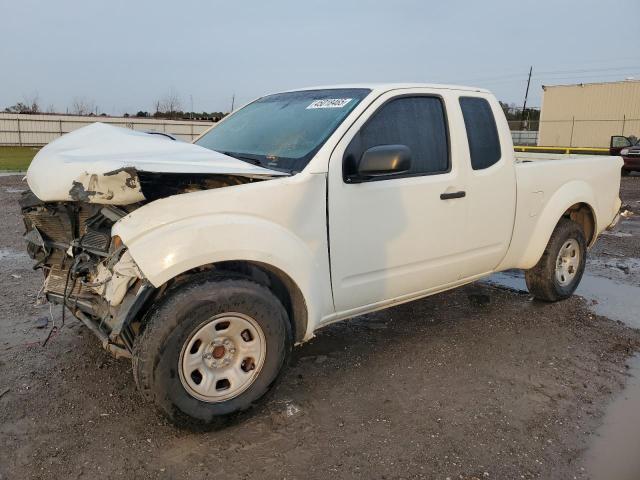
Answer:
217;150;293;175
219;151;263;166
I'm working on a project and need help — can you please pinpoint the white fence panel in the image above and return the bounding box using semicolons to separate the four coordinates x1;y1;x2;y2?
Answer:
0;113;215;146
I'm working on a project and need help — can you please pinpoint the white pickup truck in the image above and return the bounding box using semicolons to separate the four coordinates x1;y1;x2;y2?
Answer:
22;83;622;427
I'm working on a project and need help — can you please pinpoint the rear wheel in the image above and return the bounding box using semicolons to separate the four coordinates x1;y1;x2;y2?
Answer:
525;219;586;302
132;274;292;429
622;168;630;177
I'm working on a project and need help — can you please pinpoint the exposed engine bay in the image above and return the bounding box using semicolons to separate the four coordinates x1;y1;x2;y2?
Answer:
21;172;254;357
20;122;285;356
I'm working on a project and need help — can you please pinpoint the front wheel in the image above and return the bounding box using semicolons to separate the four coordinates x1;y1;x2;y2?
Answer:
132;275;292;429
525;219;587;302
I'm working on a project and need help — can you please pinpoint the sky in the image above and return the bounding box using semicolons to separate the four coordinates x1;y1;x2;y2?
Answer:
1;0;638;115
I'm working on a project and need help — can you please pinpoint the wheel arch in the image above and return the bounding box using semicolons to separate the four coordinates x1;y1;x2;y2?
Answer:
563;202;597;247
504;180;599;270
212;260;308;344
152;260;309;344
121;212;334;344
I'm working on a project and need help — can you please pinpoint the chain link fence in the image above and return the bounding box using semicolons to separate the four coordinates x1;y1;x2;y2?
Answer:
508;117;640;148
510;130;538;146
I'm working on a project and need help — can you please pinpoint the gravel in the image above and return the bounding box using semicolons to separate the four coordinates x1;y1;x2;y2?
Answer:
1;174;640;480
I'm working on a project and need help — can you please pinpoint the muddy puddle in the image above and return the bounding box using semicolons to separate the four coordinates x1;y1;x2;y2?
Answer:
3;187;25;194
484;267;640;328
0;248;31;270
582;354;640;480
484;264;640;479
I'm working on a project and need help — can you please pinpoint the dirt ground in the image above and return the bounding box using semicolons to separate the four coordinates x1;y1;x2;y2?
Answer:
1;174;640;480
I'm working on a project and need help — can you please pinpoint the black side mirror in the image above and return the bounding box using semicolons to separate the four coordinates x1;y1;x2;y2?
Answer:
349;145;412;182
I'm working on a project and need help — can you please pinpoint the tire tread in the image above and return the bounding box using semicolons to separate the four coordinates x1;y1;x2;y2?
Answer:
525;218;586;302
132;272;291;429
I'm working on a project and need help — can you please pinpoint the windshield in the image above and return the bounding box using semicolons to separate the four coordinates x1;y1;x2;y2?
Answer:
196;88;371;172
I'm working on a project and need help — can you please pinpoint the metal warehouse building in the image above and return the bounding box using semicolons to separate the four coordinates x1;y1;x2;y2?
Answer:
538;79;640;148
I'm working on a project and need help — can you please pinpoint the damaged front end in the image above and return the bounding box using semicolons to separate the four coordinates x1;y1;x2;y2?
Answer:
20;123;287;355
21;192;153;358
21;170;263;357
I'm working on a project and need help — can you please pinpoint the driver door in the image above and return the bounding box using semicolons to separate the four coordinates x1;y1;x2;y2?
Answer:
328;89;469;313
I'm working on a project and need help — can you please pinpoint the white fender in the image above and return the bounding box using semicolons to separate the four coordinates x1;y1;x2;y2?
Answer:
500;180;597;270
113;173;333;339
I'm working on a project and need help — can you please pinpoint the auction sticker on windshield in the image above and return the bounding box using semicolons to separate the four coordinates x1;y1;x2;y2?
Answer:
306;98;352;109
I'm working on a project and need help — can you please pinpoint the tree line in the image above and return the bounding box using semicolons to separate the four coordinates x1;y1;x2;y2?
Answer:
3;90;228;122
5;91;536;125
499;101;541;122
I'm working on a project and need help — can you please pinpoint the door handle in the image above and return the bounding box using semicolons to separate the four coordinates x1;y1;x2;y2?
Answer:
440;191;466;200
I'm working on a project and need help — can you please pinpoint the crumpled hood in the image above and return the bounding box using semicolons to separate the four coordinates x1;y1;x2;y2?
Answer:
26;122;286;204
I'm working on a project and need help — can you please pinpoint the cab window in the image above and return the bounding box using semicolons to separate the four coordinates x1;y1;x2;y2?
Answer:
344;96;449;181
459;97;501;170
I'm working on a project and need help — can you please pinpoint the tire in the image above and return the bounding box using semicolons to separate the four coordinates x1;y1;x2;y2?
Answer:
621;168;630;177
525;218;587;302
132;274;292;429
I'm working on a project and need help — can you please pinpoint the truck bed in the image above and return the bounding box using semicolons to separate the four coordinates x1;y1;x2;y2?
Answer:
497;151;623;271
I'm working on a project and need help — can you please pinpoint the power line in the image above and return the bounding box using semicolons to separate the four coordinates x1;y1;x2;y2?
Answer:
464;65;640;83
457;64;640;85
533;56;640;69
535;65;640;75
469;71;640;88
537;72;640;81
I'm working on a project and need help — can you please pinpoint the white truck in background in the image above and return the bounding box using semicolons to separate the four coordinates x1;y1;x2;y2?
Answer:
21;83;622;427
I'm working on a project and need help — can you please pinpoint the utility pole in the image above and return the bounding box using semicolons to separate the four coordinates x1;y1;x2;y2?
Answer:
190;95;194;119
521;66;533;130
230;93;235;112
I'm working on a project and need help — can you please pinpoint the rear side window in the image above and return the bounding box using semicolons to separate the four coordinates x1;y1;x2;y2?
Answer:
345;96;449;179
459;97;501;170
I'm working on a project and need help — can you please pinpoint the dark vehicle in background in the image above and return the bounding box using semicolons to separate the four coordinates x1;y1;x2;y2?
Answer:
611;135;640;176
